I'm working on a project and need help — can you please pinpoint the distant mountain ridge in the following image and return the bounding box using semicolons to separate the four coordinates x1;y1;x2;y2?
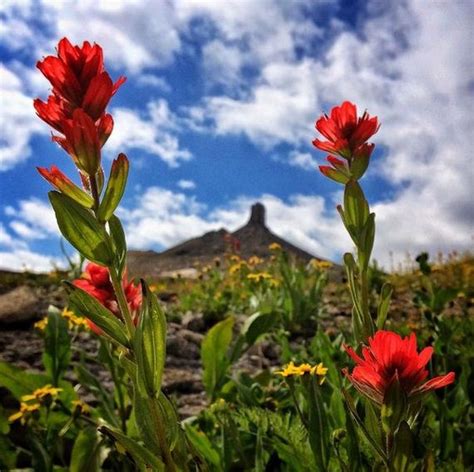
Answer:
127;202;331;278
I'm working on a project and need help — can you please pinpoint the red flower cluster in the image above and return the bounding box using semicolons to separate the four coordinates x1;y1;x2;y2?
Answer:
73;263;141;334
344;331;455;405
313;101;379;182
35;38;125;177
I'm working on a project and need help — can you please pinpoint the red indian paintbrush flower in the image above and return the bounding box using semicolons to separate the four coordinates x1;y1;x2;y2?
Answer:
343;330;455;405
73;263;141;334
313;101;379;158
34;38;125;176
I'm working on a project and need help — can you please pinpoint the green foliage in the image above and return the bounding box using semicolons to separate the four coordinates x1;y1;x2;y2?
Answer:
42;305;71;386
201;316;235;400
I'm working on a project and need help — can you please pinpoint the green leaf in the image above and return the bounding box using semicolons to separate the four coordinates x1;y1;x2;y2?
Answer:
391;421;413;472
304;375;329;471
66;282;130;348
343;180;369;237
350;153;370;180
242;310;276;347
185;424;221;468
97;153;129;222
108;215;127;276
358;213;375;269
49;191;113;265
376;283;393;329
0;361;49;400
201;316;234;400
134;281;167;396
42;305;71;386
70;427;101;472
99;423;165;471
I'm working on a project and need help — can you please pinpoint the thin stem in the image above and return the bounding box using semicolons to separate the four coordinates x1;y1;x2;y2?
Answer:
109;268;135;337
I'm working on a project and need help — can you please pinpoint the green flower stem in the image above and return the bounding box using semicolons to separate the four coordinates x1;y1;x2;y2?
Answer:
109;267;135;338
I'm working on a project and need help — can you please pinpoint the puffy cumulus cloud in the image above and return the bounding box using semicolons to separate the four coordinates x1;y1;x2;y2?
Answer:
177;179;196;190
107;99;192;167
5;198;58;239
0;64;48;171
0;249;65;272
119;185;349;261
39;0;181;74
287;150;319;172
119;186;217;249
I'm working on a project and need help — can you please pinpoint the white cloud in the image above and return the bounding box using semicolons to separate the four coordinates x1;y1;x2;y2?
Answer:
107;99;192;167
6;198;58;240
287;150;319;172
177;179;196;190
0;249;64;273
0;64;47;171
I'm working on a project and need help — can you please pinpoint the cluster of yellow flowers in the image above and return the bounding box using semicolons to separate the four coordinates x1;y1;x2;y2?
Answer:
276;362;328;384
9;385;63;424
34;307;89;331
247;272;273;283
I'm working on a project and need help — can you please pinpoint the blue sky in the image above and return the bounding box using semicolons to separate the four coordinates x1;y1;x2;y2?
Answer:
0;0;473;272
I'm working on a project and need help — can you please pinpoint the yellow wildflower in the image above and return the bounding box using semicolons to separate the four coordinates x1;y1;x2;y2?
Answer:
8;402;41;424
72;399;90;415
21;384;63;402
269;242;282;251
229;261;247;274
229;255;241;263
310;259;333;271
247;272;272;283
62;308;89;329
248;255;264;266
275;361;327;384
34;317;48;331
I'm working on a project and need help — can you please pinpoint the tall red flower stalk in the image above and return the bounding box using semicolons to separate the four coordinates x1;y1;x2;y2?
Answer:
35;38;125;181
344;330;455;405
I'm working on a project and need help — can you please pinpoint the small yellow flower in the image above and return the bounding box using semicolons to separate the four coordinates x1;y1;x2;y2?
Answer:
21;384;63;402
247;272;272;283
62;308;89;329
34;317;48;331
229;255;241;263
310;259;333;271
72;399;90;415
8;402;41;424
248;255;264;266
229;261;247;274
269;242;282;251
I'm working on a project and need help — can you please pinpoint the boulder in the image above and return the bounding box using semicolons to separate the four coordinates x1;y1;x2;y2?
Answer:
0;286;43;326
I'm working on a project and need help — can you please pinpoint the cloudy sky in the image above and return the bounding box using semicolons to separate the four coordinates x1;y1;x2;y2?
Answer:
0;0;473;272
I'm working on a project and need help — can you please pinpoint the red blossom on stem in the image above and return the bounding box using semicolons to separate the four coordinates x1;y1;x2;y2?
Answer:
73;263;141;334
34;37;125;176
343;330;455;405
312;101;379;182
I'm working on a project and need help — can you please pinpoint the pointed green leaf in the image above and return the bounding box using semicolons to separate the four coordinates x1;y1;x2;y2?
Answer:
70;427;102;472
344;180;369;233
376;283;393;329
391;421;413;472
66;282;130;348
98;153;129;222
201;317;234;399
49;191;113;265
134;280;167;396
99;423;165;471
108;215;127;276
0;362;49;400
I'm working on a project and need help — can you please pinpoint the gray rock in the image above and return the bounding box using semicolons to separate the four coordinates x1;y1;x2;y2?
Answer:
0;286;43;325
